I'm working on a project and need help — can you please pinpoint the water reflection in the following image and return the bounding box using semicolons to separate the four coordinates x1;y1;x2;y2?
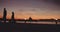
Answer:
16;21;56;24
0;20;60;24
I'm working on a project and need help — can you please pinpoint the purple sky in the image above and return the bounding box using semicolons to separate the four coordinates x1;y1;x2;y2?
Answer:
0;0;60;19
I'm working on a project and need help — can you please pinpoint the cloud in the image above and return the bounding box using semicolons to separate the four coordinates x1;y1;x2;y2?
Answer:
43;0;60;5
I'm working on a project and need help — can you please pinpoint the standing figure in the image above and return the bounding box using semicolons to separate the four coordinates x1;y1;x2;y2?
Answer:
3;8;7;23
11;11;15;24
56;20;58;25
29;17;32;23
55;19;58;25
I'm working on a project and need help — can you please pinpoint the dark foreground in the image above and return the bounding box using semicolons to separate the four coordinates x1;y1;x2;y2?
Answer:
0;23;60;32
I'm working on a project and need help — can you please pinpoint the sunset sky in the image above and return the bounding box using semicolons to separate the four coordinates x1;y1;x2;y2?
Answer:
0;0;60;19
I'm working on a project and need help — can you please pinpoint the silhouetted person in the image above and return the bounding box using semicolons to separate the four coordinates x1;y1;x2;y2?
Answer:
56;20;58;25
29;17;32;23
11;11;15;24
24;18;28;23
25;19;26;23
29;17;32;20
55;19;58;24
0;18;2;23
0;20;2;24
3;8;7;23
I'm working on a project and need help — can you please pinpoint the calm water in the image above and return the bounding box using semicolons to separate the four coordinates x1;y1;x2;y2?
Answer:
1;21;60;24
16;21;60;24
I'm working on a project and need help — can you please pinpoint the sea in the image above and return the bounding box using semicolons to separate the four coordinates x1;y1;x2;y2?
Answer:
2;21;60;24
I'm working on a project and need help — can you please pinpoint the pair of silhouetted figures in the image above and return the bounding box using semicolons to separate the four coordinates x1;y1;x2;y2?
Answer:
3;8;15;24
3;8;33;24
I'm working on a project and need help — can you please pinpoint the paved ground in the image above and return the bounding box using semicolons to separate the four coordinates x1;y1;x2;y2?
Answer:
0;23;60;32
